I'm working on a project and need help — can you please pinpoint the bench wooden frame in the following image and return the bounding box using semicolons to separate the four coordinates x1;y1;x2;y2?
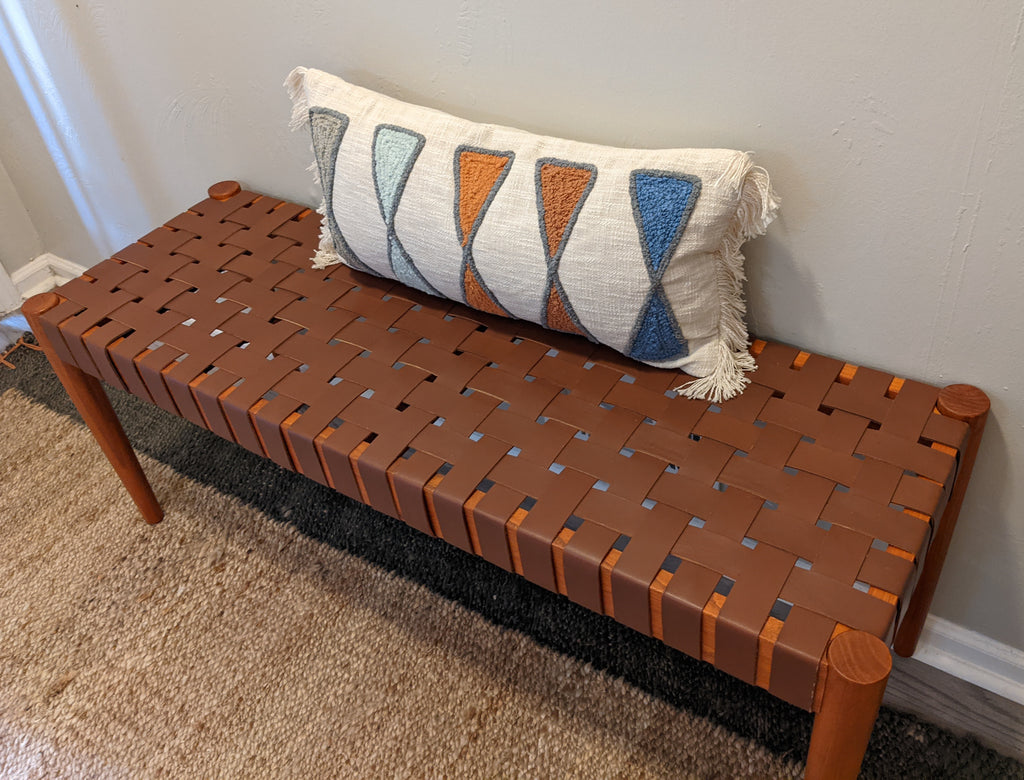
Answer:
23;181;989;779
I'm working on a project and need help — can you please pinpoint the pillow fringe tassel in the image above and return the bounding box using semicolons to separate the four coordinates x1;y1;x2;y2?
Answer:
286;67;346;270
675;159;780;403
285;66;311;131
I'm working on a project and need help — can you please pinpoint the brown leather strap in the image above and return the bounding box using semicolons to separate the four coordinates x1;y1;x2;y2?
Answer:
42;182;971;711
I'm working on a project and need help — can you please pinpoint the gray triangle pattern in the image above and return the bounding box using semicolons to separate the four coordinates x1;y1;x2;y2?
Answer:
309;108;376;275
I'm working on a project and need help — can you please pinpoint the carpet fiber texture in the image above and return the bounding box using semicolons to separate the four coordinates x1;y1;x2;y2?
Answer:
1;343;1021;778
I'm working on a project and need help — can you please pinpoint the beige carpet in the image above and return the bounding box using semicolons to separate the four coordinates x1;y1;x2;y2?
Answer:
0;388;800;778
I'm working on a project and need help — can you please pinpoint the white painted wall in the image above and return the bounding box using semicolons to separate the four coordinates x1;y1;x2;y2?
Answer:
0;156;41;277
0;71;75;273
2;0;1022;651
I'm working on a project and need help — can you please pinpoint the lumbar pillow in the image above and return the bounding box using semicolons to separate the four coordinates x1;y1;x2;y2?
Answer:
286;67;779;401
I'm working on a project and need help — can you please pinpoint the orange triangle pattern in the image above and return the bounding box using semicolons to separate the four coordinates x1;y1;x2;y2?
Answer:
545;286;583;335
463;266;507;317
539;164;593;259
458;151;511;246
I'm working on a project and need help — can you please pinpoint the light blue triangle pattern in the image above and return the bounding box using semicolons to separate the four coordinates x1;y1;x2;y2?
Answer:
388;233;435;295
371;124;438;295
373;126;425;223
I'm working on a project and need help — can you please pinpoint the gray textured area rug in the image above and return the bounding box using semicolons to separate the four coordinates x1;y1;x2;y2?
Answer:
1;343;1021;779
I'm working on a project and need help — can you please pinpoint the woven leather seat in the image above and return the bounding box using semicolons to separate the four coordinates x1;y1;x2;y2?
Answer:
25;182;988;779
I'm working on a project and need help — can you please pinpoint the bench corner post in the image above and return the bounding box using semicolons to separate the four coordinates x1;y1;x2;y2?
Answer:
806;629;891;780
894;383;990;656
22;291;164;525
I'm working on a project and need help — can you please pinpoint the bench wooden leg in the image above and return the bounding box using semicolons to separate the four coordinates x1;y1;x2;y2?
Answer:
805;630;891;780
22;292;163;524
893;384;990;657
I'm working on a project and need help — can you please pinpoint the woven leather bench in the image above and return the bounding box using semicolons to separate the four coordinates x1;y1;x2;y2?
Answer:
23;181;989;779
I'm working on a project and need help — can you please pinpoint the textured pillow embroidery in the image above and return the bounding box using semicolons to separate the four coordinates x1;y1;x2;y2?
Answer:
288;67;779;401
535;158;596;339
455;145;515;316
627;169;701;362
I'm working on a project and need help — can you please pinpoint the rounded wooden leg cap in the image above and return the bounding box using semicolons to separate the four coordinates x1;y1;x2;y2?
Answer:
937;384;990;423
827;630;891;686
21;291;62;318
208;180;241;201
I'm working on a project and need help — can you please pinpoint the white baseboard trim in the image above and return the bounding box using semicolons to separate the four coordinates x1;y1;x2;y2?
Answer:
10;253;88;301
915;615;1024;705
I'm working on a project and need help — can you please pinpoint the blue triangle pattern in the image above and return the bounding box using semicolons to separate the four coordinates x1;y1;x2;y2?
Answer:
632;172;699;273
628;290;688;362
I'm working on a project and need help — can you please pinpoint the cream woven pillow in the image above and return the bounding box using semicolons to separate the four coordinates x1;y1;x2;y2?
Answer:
286;67;779;401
